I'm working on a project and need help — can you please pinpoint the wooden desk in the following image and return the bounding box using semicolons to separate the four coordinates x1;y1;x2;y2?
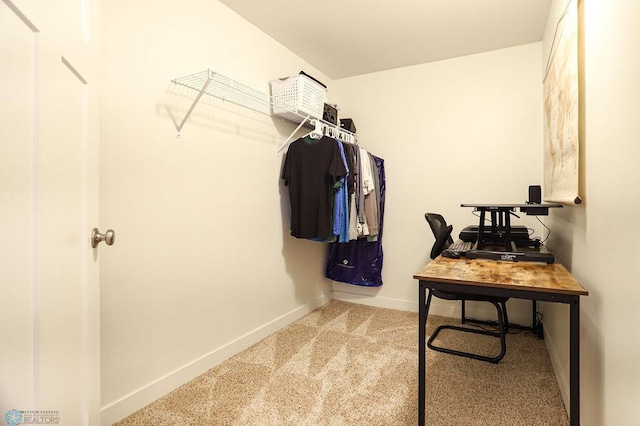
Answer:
414;257;588;426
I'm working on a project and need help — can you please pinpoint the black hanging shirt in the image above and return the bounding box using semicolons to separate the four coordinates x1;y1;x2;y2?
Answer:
282;136;347;239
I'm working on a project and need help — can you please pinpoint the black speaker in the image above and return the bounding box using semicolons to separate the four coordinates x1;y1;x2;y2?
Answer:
528;185;542;204
323;103;337;125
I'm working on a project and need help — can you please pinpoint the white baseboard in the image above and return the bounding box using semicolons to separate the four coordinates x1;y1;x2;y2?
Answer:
332;290;418;312
543;325;571;416
100;292;332;425
332;290;532;326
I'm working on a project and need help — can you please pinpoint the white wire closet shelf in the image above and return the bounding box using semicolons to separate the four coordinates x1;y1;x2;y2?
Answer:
171;69;358;147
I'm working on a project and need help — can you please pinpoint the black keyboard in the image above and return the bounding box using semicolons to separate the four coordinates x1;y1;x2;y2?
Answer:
448;240;473;253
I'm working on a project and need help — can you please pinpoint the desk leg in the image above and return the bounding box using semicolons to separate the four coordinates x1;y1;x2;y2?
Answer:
569;296;580;426
418;281;426;426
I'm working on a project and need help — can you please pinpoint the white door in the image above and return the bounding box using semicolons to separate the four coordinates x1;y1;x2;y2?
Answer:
0;1;101;425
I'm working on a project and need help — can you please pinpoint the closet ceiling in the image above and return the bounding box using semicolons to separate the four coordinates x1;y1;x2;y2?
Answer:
219;0;552;79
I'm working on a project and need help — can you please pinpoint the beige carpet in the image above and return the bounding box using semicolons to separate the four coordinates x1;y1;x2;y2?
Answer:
115;300;568;425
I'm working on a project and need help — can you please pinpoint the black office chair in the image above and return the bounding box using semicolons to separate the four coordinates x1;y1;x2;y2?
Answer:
424;213;509;363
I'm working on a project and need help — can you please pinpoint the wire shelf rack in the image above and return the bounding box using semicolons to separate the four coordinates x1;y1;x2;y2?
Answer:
171;69;357;145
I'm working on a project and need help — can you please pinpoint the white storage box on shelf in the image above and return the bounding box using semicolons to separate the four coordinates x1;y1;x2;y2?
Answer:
270;74;327;123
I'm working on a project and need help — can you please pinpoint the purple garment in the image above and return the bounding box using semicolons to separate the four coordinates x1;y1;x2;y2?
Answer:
325;155;385;287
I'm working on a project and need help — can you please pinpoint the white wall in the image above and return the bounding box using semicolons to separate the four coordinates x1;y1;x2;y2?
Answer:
99;1;338;423
541;0;640;424
330;43;546;324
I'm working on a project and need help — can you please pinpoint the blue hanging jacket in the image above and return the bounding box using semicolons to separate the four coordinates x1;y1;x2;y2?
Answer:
325;155;385;287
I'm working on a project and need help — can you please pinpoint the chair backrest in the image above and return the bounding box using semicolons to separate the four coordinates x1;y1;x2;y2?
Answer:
425;213;454;259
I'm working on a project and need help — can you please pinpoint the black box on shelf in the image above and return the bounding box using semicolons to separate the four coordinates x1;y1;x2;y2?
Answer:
323;103;337;124
340;118;356;133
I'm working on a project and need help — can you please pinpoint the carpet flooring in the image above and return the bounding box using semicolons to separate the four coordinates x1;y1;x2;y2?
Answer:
115;300;568;425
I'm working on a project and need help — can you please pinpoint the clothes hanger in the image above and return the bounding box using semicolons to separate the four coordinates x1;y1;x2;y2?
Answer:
277;117;357;155
277;116;323;155
306;119;323;140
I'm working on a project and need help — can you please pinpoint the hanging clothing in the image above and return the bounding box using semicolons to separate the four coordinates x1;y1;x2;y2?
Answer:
342;143;357;198
281;135;347;240
325;155;386;287
357;147;375;237
366;151;382;242
332;140;350;243
347;145;360;240
363;153;379;238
